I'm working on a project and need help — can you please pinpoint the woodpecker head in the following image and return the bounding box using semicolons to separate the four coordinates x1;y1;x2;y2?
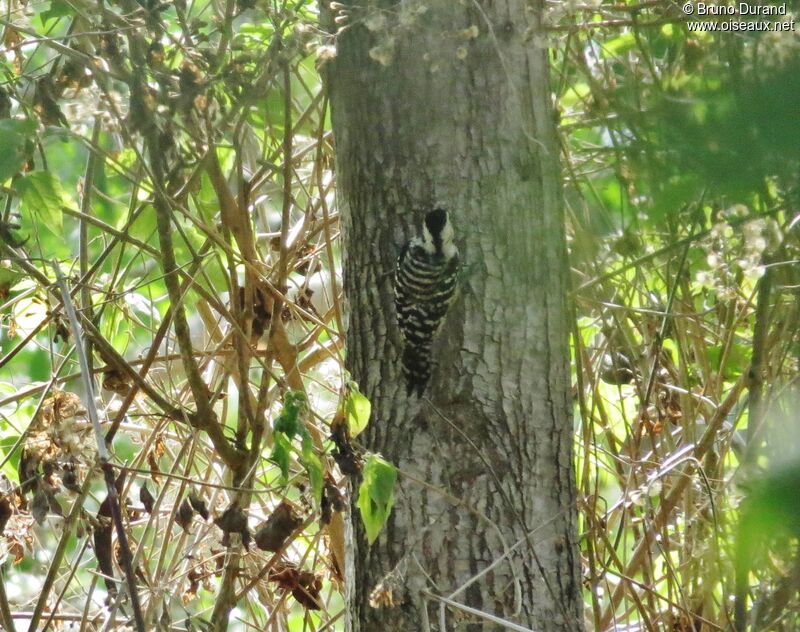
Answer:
421;208;456;259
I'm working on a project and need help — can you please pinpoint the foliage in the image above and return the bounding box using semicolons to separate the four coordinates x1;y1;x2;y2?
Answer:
0;0;356;630
343;381;371;439
550;1;800;629
357;455;396;546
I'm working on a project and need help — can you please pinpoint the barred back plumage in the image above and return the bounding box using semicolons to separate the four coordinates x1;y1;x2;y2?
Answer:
394;209;460;396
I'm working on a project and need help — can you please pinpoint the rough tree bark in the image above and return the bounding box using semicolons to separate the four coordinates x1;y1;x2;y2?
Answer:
324;1;582;630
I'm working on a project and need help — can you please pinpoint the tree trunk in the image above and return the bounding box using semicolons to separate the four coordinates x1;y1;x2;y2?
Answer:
324;1;582;630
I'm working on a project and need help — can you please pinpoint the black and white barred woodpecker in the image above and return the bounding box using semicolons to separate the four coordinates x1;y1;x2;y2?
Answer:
394;208;460;396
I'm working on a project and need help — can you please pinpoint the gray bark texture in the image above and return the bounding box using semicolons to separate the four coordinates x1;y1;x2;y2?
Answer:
324;1;582;630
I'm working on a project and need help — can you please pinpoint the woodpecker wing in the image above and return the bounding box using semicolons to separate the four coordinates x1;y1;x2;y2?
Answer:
394;209;459;396
394;245;459;395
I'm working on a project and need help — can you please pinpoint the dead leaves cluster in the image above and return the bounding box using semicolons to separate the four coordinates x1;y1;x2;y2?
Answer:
1;388;347;615
269;563;323;610
11;391;91;531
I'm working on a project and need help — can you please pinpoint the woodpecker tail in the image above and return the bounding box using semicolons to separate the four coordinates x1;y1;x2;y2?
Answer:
402;343;433;397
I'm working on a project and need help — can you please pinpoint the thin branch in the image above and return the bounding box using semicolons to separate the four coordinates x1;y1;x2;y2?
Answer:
53;264;146;632
79;117;101;379
421;589;536;632
0;566;15;632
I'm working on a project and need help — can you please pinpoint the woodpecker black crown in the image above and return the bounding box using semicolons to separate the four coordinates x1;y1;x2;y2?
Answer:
424;208;448;237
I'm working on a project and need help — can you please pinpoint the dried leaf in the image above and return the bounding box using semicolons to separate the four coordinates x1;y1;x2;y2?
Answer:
46;487;64;517
325;511;346;583
254;501;302;552
61;459;81;493
10;540;24;565
50;390;81;421
330;419;362;477
147;451;161;484
153;435;166;458
213;549;224;576
292;571;322;610
102;368;131;394
140;484;155;514
176;498;194;533
94;518;114;593
238;285;272;338
31;487;49;525
42;458;58;482
0;495;11;533
188;491;209;521
214;502;250;547
182;568;201;605
321;478;345;526
269;564;300;590
52;316;70;343
18;447;39;495
94;470;125;594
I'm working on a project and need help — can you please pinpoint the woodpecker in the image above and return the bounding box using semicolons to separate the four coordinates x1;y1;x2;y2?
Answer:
394;208;460;396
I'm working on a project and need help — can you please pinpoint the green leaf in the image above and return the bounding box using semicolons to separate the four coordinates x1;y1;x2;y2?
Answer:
344;383;371;438
270;431;292;480
0;435;21;478
17;171;75;237
0;267;22;293
127;204;157;241
0;119;35;183
29;347;51;381
357;455;397;544
301;436;323;504
708;343;750;380
603;31;636;57
273;390;307;438
40;0;74;25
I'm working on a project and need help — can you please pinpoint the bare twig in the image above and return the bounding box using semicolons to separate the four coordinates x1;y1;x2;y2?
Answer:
53;264;145;632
